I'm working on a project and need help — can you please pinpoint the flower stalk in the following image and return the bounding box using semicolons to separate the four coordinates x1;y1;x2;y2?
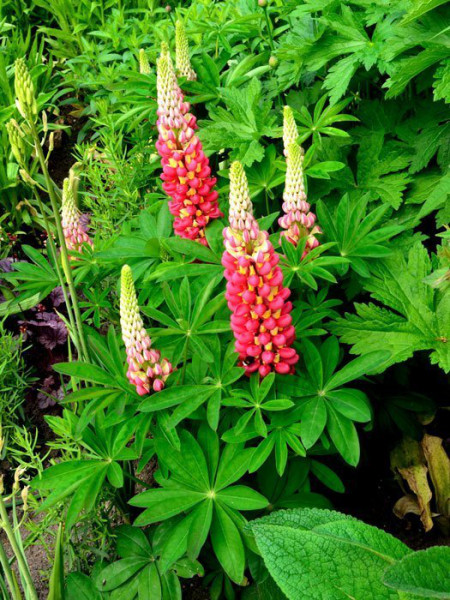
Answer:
14;58;90;361
223;162;299;377
156;44;222;245
120;265;173;395
279;106;321;255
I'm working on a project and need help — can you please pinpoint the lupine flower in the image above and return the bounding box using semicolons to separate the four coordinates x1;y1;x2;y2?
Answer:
279;106;321;256
14;58;37;120
156;45;222;245
222;162;299;377
175;20;197;81
139;48;151;74
120;265;172;395
60;170;93;254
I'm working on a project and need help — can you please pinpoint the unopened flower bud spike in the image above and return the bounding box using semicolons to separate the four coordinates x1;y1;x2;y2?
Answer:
279;106;321;255
14;58;37;121
175;19;197;81
120;265;173;395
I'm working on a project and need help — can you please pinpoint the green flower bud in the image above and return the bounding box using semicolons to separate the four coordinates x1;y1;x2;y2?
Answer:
175;19;196;81
139;48;151;75
14;58;37;120
269;56;278;68
6;119;27;165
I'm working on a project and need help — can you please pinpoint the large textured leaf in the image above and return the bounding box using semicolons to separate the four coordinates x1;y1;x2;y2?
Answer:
383;546;450;599
250;508;411;600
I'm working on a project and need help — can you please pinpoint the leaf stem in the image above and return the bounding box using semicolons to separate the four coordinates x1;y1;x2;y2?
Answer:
30;121;89;362
0;538;22;600
0;496;37;600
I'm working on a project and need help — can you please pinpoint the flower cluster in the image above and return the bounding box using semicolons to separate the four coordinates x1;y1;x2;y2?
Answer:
120;265;173;395
222;162;299;377
279;106;321;256
156;44;222;245
14;58;37;120
60;170;93;254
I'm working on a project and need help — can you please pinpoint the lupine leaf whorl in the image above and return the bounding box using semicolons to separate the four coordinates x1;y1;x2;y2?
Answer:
175;19;197;81
6;119;26;166
14;58;37;119
283;106;299;156
139;48;151;74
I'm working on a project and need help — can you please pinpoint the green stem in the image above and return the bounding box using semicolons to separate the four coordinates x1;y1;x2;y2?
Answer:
264;188;270;216
33;190;80;353
0;497;37;600
30;122;89;362
181;339;189;384
263;6;275;51
0;538;22;600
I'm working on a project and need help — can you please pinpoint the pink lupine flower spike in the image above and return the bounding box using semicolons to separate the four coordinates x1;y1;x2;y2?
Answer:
279;106;321;256
120;265;172;395
222;162;299;378
61;170;93;255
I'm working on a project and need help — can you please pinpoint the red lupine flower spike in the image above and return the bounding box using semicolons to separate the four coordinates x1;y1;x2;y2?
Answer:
156;44;222;245
222;162;299;377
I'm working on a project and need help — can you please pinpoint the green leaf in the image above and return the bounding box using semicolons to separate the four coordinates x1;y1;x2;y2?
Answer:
66;572;102;600
331;243;450;373
298;397;327;449
326;389;371;422
217;486;268;511
47;523;64;600
326;351;391;390
139;385;210;412
130;490;205;525
97;557;148;591
327;407;360;466
211;504;246;584
250;508;411;600
52;362;114;387
383;546;450;599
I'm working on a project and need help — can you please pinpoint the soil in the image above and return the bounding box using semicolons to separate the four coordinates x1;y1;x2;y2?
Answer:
331;405;450;551
47;103;85;186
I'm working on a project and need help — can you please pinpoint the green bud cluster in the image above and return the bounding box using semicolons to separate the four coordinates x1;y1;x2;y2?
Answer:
14;58;37;120
139;48;151;75
6;119;27;165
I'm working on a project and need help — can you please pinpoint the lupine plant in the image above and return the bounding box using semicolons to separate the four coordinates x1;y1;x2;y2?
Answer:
0;1;448;599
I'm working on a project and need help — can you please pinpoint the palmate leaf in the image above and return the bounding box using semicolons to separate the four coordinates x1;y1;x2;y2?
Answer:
130;428;267;583
278;338;387;465
199;77;276;166
331;242;450;372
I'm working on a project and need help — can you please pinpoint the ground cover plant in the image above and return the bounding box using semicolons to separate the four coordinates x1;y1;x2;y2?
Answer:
0;0;449;598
